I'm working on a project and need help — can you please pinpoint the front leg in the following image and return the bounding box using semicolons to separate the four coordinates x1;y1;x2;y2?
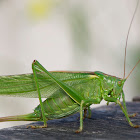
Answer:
76;98;101;133
118;91;139;128
75;100;84;133
117;100;139;128
103;93;139;128
122;91;137;118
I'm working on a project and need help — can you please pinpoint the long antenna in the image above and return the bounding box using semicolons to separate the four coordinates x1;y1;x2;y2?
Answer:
126;59;140;79
123;0;139;79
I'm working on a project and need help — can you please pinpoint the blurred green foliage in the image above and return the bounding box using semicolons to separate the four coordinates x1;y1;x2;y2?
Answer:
68;7;91;52
66;4;92;69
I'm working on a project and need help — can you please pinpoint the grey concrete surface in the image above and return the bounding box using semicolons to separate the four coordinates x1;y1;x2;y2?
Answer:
0;102;140;140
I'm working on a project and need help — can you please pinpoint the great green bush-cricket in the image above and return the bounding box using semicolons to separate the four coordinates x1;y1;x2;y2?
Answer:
0;1;140;132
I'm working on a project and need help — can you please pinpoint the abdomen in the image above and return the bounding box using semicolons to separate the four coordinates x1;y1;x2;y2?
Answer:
34;90;80;120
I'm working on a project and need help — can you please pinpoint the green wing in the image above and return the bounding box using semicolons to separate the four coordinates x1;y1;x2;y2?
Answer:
0;70;97;98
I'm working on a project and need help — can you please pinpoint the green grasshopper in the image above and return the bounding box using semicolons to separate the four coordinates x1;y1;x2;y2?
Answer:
0;1;140;133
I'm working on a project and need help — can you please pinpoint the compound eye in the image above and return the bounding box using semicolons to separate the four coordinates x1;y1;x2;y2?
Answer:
118;81;122;86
